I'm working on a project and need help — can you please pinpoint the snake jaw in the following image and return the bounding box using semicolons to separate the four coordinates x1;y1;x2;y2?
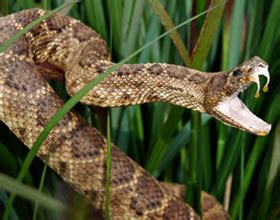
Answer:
210;57;271;136
213;96;271;136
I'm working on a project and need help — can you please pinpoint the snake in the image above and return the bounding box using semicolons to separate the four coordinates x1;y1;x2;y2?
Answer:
0;9;271;219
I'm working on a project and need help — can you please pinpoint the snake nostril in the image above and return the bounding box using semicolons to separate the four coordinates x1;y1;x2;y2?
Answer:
258;63;267;68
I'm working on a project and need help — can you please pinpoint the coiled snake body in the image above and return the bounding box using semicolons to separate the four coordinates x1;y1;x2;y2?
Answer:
0;9;271;219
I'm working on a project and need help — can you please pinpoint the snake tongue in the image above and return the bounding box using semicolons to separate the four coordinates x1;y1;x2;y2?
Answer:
213;96;271;136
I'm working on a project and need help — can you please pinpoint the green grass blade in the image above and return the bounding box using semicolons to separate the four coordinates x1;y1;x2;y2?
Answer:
84;0;108;41
120;0;134;56
155;114;211;178
256;121;280;219
226;0;245;68
16;0;36;9
114;107;130;152
42;0;49;9
107;0;122;53
147;0;191;66
190;0;226;69
127;106;144;162
0;143;19;176
185;111;201;214
239;132;245;220
0;173;65;212
32;163;48;220
105;111;112;220
244;2;264;59
139;15;161;63
212;131;242;197
200;119;213;190
155;121;191;177
259;0;280;60
146;106;185;173
148;103;170;146
216;123;228;170
0;189;19;220
121;0;145;58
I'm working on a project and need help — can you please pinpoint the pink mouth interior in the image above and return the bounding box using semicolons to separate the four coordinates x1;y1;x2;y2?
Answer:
215;96;271;136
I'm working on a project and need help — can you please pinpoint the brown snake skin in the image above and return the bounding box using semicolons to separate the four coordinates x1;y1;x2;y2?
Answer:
0;9;271;219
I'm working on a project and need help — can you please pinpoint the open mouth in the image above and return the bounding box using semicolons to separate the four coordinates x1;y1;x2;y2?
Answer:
213;65;271;136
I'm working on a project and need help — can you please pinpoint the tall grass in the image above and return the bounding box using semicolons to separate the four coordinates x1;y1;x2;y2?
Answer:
0;0;279;219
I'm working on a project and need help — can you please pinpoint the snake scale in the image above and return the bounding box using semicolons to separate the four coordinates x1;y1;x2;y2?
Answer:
0;9;271;219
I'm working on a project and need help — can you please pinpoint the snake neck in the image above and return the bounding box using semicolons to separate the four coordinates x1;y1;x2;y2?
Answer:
64;54;211;112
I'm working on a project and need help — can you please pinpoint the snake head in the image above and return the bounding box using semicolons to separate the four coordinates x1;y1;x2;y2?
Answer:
205;56;271;136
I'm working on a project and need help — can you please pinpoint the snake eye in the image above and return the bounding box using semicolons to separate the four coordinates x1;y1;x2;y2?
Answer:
233;69;242;76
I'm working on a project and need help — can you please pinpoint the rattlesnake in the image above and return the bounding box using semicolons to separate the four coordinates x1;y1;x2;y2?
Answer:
0;9;271;219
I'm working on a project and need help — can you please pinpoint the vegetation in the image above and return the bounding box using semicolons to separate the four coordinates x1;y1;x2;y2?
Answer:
0;0;279;219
